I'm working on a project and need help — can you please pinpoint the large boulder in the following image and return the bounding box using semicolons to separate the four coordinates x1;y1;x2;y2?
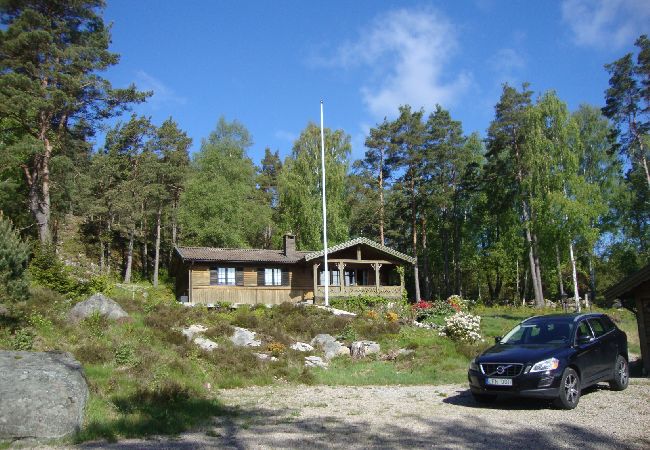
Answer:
310;334;349;360
68;293;128;323
230;327;261;347
0;351;88;440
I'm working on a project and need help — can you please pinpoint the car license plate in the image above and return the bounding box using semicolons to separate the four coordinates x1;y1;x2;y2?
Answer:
486;378;512;386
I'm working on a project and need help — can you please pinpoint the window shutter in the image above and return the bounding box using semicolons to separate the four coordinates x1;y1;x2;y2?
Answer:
281;268;289;286
209;267;218;285
257;268;265;286
235;267;244;286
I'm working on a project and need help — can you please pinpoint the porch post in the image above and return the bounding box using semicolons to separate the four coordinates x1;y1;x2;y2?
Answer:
399;265;405;298
373;263;382;293
313;262;320;303
337;262;346;295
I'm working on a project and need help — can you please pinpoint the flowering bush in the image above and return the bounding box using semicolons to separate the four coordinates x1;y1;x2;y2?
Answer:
439;312;483;343
365;310;379;320
385;311;399;323
413;299;456;321
446;295;468;312
266;342;286;357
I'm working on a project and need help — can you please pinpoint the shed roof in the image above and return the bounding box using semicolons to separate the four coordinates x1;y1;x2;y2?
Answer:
604;263;650;301
175;246;309;264
303;237;415;264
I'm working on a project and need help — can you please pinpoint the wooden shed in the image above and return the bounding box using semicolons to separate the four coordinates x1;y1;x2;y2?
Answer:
604;264;650;375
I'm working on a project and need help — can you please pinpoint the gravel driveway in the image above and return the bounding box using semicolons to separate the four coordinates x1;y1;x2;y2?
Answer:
82;378;650;449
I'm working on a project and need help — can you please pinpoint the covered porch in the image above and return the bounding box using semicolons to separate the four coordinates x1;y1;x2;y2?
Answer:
304;237;414;302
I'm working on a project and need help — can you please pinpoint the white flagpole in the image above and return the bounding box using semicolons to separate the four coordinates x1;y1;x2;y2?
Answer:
320;100;329;307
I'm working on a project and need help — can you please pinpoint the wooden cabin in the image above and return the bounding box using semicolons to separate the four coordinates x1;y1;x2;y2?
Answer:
605;264;650;375
173;234;415;306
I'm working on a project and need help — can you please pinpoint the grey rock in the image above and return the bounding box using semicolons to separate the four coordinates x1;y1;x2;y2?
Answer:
310;334;349;360
0;351;88;440
68;293;128;323
304;356;328;369
182;324;209;341
181;325;218;351
612;299;622;309
230;327;261;347
0;303;8;316
193;336;219;351
350;341;381;359
290;342;314;352
254;353;279;362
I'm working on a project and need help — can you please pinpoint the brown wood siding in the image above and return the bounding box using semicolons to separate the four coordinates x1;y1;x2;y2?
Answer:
189;264;314;304
191;287;310;305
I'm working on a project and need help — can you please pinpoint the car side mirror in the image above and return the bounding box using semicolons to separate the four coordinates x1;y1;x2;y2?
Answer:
494;336;502;344
576;335;593;345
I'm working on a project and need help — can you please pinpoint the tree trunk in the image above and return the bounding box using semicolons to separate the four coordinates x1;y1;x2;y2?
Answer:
379;148;385;246
588;254;597;306
442;223;450;299
24;135;53;244
153;207;162;287
453;207;462;296
556;244;566;298
141;204;148;279
100;240;105;273
569;241;580;312
522;266;529;306
124;229;135;283
411;177;421;301
522;199;544;306
421;216;431;299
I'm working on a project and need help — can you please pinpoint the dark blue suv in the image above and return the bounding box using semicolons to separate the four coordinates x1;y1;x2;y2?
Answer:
468;313;629;409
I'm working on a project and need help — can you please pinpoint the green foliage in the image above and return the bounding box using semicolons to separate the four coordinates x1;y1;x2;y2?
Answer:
0;0;149;243
338;323;358;343
29;244;108;300
0;217;29;303
330;295;391;313
179;117;271;248
10;328;34;350
277;122;351;250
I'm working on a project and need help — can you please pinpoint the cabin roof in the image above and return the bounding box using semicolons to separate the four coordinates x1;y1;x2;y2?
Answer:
303;237;415;264
175;246;309;264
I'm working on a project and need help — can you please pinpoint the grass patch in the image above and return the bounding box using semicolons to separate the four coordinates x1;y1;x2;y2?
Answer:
2;282;641;444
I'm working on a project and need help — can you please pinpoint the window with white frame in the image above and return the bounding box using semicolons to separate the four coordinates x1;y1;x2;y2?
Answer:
265;268;282;286
210;267;235;285
319;269;340;286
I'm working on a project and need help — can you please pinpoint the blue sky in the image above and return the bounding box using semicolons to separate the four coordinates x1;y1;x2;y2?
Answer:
101;0;650;163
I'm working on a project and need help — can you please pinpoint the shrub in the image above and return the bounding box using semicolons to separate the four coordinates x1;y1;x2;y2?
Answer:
338;323;358;343
331;295;391;313
11;328;34;350
114;344;137;366
266;342;286;357
83;311;108;338
439;312;483;343
0;217;29;303
385;311;399;323
75;343;113;364
446;295;468;312
232;307;259;329
29;244;107;300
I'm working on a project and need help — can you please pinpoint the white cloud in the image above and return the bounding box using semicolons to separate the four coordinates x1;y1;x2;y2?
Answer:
135;70;187;109
488;48;526;85
561;0;650;49
322;8;471;119
274;130;297;143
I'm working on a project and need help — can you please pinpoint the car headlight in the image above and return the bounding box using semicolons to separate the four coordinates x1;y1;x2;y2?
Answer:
469;358;480;371
529;357;559;373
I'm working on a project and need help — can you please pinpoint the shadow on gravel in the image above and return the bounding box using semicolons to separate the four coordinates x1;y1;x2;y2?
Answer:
442;384;614;410
79;402;646;450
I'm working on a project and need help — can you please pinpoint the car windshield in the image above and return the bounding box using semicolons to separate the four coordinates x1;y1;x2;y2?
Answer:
500;321;573;345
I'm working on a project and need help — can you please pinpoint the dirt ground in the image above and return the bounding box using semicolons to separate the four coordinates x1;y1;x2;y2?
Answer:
79;378;650;449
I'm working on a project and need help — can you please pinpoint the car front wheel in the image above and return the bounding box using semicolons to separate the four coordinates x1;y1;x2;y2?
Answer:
608;355;629;391
554;367;580;409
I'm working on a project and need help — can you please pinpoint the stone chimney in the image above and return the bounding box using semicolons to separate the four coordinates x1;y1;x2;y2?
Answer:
283;233;296;256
